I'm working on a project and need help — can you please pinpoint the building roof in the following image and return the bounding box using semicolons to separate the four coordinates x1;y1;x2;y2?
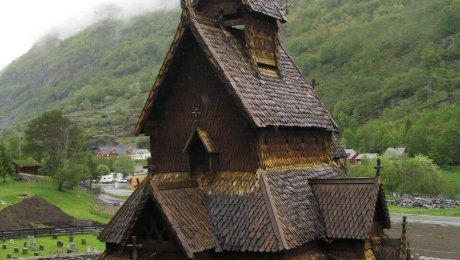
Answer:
331;135;347;158
345;149;358;160
310;178;390;239
12;159;41;167
134;0;337;135
132;149;150;154
384;147;406;159
97;145;134;155
243;0;287;22
99;164;390;258
357;153;379;160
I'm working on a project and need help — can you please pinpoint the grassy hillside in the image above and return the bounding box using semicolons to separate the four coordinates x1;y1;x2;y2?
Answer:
0;9;180;145
0;178;110;223
0;0;459;164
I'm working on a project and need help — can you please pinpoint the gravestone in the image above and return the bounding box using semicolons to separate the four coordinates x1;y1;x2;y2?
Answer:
22;247;28;255
81;238;86;245
6;253;11;259
57;241;64;247
27;235;34;241
39;245;44;251
13;247;19;253
69;235;74;242
68;243;77;252
67;248;72;254
86;246;91;253
34;252;39;256
23;241;27;248
30;241;36;250
52;234;58;239
2;244;6;250
9;239;13;244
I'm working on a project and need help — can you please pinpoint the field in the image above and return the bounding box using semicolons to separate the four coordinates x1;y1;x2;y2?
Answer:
441;166;460;187
389;206;460;217
0;233;104;258
0;178;110;223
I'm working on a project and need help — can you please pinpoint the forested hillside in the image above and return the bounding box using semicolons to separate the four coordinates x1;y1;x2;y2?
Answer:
0;0;459;165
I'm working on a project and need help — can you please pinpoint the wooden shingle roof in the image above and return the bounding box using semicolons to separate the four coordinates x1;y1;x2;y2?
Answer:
310;178;391;240
134;0;337;135
99;165;393;258
243;0;287;22
98;178;150;244
260;164;344;250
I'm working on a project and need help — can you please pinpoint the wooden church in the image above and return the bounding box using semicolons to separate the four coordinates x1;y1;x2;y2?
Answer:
98;0;410;259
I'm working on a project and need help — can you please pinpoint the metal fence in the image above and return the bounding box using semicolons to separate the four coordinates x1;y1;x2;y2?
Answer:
0;224;105;239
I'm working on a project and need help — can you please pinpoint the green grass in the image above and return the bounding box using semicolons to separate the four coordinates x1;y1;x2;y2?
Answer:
0;177;110;223
441;166;460;187
0;234;104;258
389;206;460;217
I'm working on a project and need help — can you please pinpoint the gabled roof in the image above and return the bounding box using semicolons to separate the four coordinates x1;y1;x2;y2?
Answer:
357;153;379;160
310;178;391;239
134;0;337;135
259;164;344;250
98;178;151;244
345;148;358;160
12;159;41;167
100;164;394;258
384;147;406;159
97;145;133;155
183;127;218;154
243;0;287;22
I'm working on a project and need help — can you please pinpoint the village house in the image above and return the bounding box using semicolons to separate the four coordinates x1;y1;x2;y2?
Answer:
98;0;410;259
357;153;379;164
131;149;151;161
95;145;134;158
345;148;359;165
384;147;407;160
12;159;41;175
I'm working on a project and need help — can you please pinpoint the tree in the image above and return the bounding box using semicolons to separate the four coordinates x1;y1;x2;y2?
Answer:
97;164;110;176
54;161;87;191
24;110;83;176
0;141;14;183
113;155;136;178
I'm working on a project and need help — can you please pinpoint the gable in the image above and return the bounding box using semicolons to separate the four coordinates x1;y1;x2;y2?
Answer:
135;1;337;135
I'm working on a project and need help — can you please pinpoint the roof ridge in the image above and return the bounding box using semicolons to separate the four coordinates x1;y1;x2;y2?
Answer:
258;171;288;250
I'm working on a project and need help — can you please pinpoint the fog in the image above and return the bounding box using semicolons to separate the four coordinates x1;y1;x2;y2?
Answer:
0;0;179;70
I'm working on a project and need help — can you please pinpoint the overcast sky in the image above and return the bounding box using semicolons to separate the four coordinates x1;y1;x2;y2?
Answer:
0;0;178;70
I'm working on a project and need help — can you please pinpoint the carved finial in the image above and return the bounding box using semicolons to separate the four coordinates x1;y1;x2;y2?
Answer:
375;158;382;177
311;78;319;89
402;216;407;234
192;108;201;124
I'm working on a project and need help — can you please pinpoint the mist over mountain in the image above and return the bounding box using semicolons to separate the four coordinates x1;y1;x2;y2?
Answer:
0;0;459;164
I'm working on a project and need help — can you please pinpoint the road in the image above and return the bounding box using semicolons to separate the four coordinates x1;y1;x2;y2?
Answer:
388;214;460;259
391;213;460;227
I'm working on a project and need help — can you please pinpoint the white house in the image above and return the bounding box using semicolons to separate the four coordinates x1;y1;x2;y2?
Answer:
131;149;151;161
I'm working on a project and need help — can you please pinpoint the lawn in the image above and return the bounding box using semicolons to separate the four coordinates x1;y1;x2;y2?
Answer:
389;206;460;217
0;177;110;223
0;233;104;258
441;166;460;187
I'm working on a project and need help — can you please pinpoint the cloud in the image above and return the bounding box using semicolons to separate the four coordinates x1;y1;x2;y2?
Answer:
0;0;179;70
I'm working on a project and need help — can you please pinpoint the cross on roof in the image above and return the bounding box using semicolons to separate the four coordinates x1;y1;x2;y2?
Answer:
374;158;383;177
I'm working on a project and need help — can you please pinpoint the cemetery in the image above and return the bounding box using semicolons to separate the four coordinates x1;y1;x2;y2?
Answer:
0;233;104;258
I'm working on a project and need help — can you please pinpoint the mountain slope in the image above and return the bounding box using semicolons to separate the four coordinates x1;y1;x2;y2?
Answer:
0;0;459;164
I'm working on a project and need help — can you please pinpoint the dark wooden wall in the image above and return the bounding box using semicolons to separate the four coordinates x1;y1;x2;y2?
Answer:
257;128;332;170
148;31;258;173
